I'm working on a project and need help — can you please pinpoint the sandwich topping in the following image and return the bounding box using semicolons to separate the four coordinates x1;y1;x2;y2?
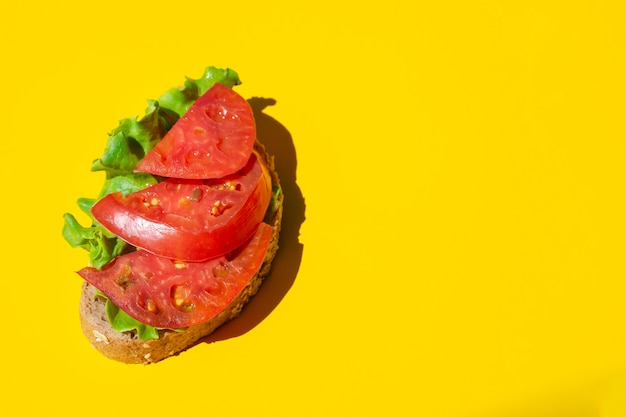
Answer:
136;82;257;179
77;223;273;329
91;151;272;262
63;67;280;339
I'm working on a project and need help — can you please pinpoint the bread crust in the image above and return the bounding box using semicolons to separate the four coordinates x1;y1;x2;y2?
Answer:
79;143;282;364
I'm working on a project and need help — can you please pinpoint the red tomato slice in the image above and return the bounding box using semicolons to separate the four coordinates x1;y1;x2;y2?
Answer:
78;223;273;329
135;83;256;179
92;152;271;262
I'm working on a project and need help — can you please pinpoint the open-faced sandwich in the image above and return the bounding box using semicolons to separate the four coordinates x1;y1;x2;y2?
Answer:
63;67;283;364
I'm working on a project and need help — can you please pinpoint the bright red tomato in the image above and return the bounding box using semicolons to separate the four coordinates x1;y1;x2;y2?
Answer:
91;152;271;262
78;223;273;329
135;82;256;179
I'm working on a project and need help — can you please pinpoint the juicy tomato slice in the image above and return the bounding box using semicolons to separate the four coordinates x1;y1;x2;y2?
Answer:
91;152;271;262
135;82;256;179
78;223;273;329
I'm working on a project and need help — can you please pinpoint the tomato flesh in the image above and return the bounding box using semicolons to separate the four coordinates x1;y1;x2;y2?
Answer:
78;223;273;329
91;152;271;262
135;82;256;179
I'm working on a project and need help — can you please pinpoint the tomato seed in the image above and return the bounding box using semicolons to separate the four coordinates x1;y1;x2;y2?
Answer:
187;187;202;202
211;200;224;216
145;298;158;314
115;275;131;290
212;263;230;278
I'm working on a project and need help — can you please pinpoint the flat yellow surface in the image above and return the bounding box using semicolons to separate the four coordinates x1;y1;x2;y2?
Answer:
2;1;626;415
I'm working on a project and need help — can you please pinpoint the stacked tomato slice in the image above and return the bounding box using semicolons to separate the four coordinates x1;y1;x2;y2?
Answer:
78;83;274;329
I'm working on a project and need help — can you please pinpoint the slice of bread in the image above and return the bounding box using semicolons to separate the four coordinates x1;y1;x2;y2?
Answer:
78;143;283;364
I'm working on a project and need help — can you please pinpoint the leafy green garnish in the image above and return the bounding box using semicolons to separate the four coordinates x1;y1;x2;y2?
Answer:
90;67;240;177
158;67;241;116
265;184;282;223
98;173;159;198
62;173;159;268
62;213;130;270
91;101;179;176
94;290;185;340
104;297;160;340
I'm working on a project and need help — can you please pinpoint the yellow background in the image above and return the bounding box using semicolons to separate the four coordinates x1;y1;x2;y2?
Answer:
2;1;626;415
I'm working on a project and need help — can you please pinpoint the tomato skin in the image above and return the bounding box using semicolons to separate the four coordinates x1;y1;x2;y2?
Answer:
78;223;273;328
91;152;272;262
135;82;256;179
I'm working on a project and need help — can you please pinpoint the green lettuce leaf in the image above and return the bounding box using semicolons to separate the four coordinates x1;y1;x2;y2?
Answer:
89;66;239;177
265;184;282;223
75;173;157;220
91;101;179;175
158;66;241;116
98;172;159;198
76;197;97;221
63;172;159;267
105;298;159;340
62;213;130;270
95;290;185;340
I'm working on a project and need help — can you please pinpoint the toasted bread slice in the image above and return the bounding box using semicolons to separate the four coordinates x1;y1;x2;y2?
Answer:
78;143;282;364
